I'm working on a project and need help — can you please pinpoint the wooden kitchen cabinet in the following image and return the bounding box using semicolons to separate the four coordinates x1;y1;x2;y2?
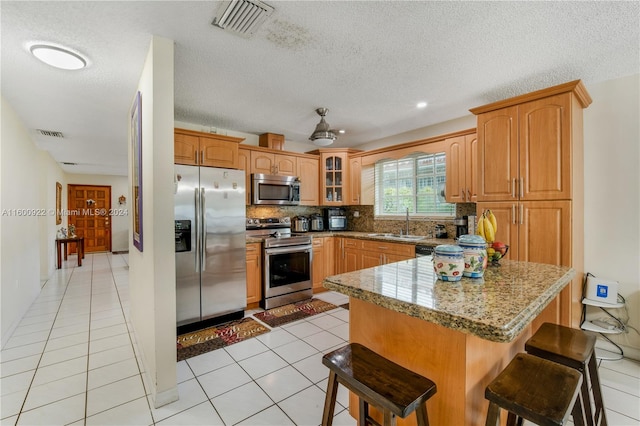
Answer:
238;148;251;206
246;243;262;307
321;152;348;205
474;92;580;202
250;150;296;176
312;238;326;292
337;238;414;272
297;156;320;206
174;128;244;169
445;133;477;203
259;133;285;150
472;80;591;329
349;155;362;205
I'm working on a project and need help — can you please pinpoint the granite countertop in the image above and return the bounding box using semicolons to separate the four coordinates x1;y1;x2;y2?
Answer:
245;231;455;246
323;258;575;343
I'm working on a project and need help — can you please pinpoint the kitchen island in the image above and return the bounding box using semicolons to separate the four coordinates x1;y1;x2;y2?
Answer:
323;257;575;426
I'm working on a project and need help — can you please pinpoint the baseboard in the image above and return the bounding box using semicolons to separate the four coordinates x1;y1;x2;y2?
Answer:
112;250;129;254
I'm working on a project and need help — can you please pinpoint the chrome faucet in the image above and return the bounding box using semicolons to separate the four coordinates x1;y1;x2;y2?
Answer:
405;207;410;236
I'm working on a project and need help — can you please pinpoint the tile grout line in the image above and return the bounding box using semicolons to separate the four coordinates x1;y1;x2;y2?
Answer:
14;260;78;424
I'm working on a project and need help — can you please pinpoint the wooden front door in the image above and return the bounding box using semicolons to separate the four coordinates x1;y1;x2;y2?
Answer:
68;185;111;253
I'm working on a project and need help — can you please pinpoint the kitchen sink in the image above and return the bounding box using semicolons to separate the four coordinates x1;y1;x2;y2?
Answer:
367;233;425;241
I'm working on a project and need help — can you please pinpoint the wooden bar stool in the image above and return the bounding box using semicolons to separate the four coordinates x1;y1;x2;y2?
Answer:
321;343;437;426
485;353;586;426
525;322;607;426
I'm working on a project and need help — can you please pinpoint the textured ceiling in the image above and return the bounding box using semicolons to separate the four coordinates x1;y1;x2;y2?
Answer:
1;1;639;176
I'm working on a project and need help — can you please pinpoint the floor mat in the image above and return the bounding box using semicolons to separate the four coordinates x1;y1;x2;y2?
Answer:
253;298;338;327
176;317;270;361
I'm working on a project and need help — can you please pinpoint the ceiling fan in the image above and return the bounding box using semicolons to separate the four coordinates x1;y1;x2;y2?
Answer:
309;108;337;146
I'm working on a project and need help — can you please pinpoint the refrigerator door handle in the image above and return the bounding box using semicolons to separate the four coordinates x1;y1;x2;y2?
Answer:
201;188;206;271
194;188;200;272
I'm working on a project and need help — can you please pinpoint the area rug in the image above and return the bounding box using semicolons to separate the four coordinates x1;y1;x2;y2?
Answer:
176;317;270;361
253;298;338;328
340;303;349;310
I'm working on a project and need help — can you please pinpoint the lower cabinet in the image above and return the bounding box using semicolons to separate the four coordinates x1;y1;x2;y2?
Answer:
337;238;414;272
246;243;262;307
312;237;336;293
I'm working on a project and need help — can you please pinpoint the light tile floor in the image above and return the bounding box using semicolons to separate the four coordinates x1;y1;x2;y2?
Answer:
1;252;639;425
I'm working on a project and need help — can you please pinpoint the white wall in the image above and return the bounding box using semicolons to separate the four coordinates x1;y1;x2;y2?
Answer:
38;150;67;280
1;97;61;346
65;173;129;252
583;74;640;358
128;36;178;407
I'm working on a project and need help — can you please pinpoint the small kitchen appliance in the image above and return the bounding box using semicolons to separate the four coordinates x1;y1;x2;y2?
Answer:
310;213;324;231
292;216;309;233
435;224;448;238
325;207;347;231
454;217;468;238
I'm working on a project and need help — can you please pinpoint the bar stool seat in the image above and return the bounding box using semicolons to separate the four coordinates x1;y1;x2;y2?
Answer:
525;322;607;426
485;353;586;426
321;343;437;426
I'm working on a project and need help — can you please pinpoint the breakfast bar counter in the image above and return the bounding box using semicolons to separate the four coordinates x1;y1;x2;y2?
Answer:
323;258;575;425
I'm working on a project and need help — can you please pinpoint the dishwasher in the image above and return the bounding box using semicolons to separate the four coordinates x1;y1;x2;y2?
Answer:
415;244;434;260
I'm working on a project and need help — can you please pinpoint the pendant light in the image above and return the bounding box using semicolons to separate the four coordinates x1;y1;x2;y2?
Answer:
309;108;337;146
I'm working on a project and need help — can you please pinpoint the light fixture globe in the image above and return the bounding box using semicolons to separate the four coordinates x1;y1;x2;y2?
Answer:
309;108;337;146
29;43;87;70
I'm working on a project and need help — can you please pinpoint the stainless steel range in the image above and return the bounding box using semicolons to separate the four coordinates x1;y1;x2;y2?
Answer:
246;217;313;309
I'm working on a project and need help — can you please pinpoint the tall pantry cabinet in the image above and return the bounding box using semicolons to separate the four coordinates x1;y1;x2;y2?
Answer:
470;80;592;331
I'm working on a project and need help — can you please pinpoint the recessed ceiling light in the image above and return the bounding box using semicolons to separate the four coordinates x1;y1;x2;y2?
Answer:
29;43;87;70
417;101;428;109
338;129;346;134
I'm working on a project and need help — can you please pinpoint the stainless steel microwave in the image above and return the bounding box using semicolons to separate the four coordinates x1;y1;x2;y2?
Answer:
252;174;301;206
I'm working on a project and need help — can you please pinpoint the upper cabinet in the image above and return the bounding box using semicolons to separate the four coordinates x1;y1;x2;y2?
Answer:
238;148;251;206
174;128;244;169
349;155;362;205
259;133;285;151
308;149;362;206
445;133;477;203
250;151;296;176
297;156;320;206
471;81;592;202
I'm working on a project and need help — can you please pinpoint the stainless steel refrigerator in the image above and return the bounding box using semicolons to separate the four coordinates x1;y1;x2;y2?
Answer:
174;165;246;329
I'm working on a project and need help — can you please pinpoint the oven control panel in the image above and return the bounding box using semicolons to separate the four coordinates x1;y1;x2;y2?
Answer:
246;216;290;229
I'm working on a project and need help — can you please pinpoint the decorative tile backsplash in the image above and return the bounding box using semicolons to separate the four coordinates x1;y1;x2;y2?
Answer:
246;204;478;238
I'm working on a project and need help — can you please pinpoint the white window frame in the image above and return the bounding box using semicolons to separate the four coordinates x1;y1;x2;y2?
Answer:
374;152;455;219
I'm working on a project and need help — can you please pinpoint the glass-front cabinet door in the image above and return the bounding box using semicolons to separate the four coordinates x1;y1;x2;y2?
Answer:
321;152;348;205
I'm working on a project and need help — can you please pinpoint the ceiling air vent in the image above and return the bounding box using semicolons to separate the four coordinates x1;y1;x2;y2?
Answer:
37;129;64;138
212;0;274;37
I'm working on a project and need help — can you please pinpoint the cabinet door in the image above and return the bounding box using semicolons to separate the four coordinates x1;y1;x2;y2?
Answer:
297;157;319;206
200;137;239;169
343;247;361;272
349;157;362;205
274;154;296;175
445;136;467;203
312;238;326;291
518;94;571;200
518;201;571;266
477;202;519;261
174;133;199;166
238;148;251;206
246;243;262;305
251;151;275;175
321;153;349;205
466;133;478;202
384;253;412;264
361;250;382;269
477;106;519;201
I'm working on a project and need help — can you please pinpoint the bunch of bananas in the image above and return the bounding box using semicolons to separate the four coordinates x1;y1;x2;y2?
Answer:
477;209;497;243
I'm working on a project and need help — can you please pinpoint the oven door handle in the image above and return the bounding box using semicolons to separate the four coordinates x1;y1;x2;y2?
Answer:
264;245;312;255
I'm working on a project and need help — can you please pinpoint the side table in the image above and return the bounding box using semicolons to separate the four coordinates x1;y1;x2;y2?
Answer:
56;236;85;269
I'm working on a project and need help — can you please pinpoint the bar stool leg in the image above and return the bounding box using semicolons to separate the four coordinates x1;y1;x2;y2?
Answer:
415;403;430;426
382;409;396;426
485;402;500;426
322;372;339;426
587;355;608;426
572;391;587;426
358;399;368;426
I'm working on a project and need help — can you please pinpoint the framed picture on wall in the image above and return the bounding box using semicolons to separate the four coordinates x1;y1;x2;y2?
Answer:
56;182;62;225
131;91;143;252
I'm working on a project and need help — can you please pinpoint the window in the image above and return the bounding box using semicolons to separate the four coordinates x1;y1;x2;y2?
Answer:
374;153;455;217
